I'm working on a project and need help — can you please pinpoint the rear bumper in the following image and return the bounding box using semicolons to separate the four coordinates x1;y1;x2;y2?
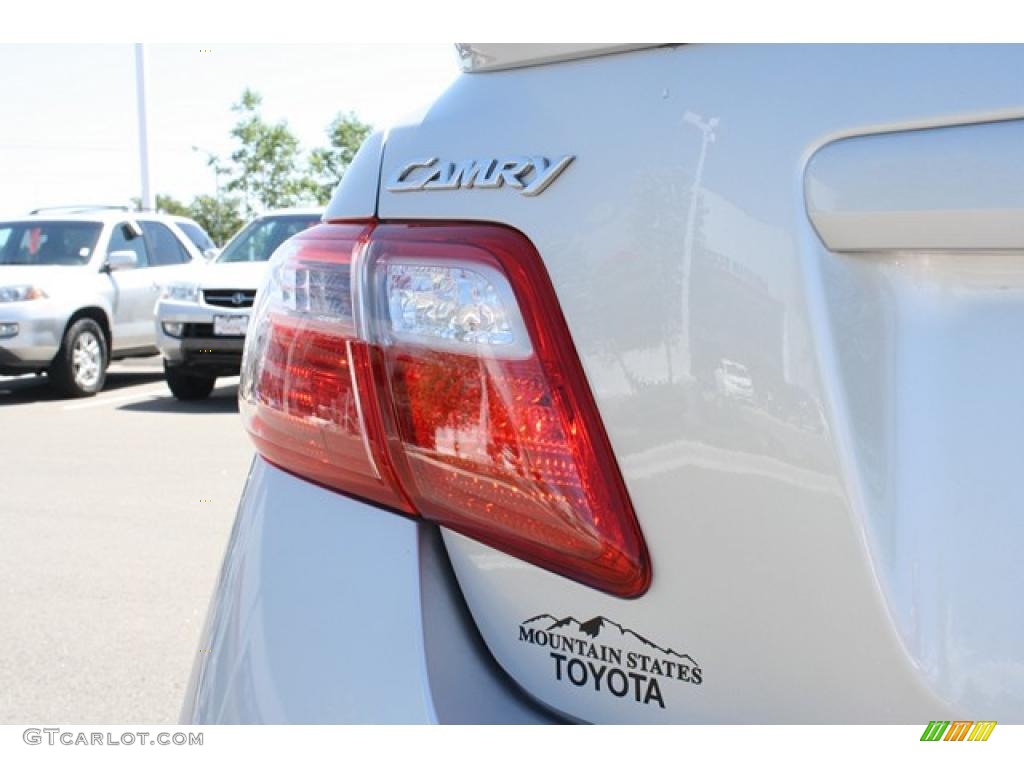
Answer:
182;456;557;724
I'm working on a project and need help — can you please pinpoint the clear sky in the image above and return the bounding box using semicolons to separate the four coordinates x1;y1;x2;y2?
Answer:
0;44;459;216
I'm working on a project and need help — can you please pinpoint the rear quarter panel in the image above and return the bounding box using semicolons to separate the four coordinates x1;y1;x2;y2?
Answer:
377;44;1024;722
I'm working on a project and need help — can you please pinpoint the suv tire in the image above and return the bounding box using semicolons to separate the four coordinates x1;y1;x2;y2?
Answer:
48;318;108;397
164;362;217;400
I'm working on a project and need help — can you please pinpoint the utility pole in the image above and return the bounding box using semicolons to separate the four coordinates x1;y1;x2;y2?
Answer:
680;110;718;381
134;43;154;211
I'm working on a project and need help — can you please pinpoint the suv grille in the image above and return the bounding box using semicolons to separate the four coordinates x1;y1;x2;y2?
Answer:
204;289;256;308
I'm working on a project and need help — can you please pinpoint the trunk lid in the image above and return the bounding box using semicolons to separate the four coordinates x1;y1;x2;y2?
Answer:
454;44;662;72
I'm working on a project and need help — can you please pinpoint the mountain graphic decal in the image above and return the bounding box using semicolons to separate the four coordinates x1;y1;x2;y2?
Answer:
521;613;699;666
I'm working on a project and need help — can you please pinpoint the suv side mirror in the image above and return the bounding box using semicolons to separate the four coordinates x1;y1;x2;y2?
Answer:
203;247;220;261
105;250;139;271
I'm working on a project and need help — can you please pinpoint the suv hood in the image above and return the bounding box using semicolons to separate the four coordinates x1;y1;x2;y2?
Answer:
198;261;269;291
0;264;92;292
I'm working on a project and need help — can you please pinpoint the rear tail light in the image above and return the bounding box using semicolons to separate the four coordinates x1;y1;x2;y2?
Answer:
240;220;650;597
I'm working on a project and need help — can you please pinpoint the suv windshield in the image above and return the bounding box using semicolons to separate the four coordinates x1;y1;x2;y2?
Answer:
0;221;103;266
176;220;216;253
216;214;320;264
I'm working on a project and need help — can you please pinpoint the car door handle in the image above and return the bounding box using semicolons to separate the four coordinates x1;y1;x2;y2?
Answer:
806;118;1024;252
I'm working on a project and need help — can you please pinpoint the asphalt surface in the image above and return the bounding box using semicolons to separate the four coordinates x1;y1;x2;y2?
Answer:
0;357;253;723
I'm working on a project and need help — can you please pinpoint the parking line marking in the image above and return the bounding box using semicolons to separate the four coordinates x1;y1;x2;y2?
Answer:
62;385;169;411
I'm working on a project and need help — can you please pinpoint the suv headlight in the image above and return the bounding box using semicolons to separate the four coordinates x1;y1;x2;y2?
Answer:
161;283;200;302
0;285;47;302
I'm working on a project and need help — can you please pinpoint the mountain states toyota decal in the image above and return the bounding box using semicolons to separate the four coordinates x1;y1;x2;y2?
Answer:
518;614;702;709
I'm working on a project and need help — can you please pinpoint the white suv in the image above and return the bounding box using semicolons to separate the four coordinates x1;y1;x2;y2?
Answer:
0;206;210;396
155;209;322;400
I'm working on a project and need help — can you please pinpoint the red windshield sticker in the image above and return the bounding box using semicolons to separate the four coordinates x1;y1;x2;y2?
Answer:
28;227;42;255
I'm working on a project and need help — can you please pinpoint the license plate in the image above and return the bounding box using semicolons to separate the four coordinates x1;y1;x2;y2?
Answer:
213;314;249;336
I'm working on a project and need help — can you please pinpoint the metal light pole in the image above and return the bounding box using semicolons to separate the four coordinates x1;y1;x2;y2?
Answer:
680;110;719;380
134;44;154;211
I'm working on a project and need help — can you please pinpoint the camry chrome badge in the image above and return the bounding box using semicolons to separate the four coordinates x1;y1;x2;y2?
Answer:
386;155;575;197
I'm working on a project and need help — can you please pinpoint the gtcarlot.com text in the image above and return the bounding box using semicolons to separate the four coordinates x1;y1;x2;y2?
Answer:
23;729;203;746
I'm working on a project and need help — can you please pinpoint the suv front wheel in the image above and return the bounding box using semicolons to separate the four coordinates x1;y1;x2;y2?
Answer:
49;318;108;397
164;362;217;400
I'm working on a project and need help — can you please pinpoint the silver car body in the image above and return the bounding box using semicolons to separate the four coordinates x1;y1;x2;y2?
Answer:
0;211;205;372
186;44;1024;723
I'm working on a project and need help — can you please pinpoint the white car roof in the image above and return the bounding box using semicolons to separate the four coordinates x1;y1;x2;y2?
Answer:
257;207;324;218
2;209;203;226
4;207;323;225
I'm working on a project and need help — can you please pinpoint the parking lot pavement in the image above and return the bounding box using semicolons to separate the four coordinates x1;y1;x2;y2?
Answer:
0;357;254;723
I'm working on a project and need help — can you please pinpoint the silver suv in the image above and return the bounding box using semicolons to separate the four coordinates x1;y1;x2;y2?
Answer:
0;206;211;396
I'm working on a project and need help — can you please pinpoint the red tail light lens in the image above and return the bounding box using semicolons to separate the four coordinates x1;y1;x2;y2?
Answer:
241;220;650;597
240;223;411;512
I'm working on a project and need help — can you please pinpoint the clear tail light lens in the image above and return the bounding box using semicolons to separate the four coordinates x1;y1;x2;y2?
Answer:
240;220;650;597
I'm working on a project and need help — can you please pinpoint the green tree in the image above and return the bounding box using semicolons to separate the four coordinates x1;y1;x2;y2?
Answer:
189;194;244;246
155;194;191;217
224;89;306;216
305;112;373;204
131;194;190;215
